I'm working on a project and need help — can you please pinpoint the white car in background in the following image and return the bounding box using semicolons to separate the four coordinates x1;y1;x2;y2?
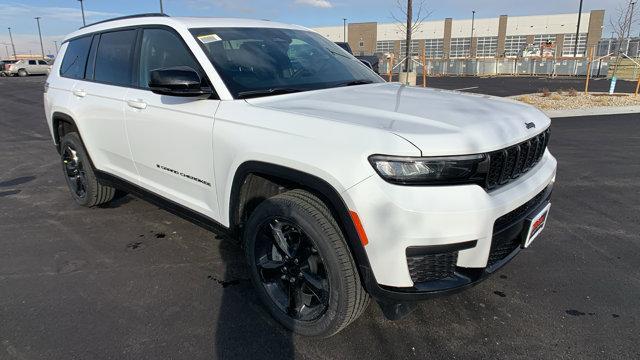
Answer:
6;59;51;76
44;14;557;337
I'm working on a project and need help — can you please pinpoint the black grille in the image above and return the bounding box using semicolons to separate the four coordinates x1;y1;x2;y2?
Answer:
488;187;550;267
407;252;458;283
494;187;549;232
487;233;521;267
486;129;550;190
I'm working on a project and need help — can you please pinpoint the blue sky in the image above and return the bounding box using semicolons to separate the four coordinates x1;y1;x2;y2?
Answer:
0;0;630;56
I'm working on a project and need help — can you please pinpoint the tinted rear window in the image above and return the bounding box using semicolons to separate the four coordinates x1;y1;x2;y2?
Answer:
60;36;92;79
94;30;137;86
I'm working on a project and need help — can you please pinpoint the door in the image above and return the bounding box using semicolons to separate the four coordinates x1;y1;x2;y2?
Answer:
37;59;50;74
125;27;220;219
27;60;39;74
72;30;139;182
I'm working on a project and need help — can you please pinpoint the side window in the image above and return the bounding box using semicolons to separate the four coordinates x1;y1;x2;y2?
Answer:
28;60;37;65
38;60;48;65
138;28;200;88
94;29;137;86
60;36;92;79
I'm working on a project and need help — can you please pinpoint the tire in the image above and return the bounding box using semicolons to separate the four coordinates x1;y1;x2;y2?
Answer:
17;69;27;77
244;189;369;337
59;132;115;207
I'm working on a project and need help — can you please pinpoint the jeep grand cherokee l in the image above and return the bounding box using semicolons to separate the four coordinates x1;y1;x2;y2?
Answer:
44;14;557;337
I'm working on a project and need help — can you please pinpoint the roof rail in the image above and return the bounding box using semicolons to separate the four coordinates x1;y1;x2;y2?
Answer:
80;13;169;29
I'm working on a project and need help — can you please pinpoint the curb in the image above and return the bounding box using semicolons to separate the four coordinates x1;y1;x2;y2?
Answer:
544;105;640;118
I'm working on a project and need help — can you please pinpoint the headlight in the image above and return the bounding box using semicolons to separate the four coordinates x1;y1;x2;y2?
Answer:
368;154;489;185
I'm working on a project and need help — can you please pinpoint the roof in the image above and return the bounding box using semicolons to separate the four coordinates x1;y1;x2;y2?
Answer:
63;16;310;42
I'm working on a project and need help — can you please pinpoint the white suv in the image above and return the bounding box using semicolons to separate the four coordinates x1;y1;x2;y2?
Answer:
6;59;51;76
44;14;557;337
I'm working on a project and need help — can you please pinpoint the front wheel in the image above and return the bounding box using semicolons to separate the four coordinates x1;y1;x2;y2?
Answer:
243;190;369;337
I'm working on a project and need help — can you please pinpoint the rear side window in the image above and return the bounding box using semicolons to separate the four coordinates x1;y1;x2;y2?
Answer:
60;36;92;79
94;29;137;86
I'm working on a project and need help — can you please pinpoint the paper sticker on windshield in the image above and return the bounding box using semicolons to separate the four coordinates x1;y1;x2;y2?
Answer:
197;34;222;44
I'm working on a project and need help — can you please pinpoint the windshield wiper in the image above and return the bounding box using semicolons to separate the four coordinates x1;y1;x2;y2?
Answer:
237;88;304;99
338;80;375;87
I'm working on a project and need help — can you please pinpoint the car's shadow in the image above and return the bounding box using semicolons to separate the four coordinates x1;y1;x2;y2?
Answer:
213;232;297;359
107;192;298;358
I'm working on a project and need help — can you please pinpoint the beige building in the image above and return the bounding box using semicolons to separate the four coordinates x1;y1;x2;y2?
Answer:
313;11;605;59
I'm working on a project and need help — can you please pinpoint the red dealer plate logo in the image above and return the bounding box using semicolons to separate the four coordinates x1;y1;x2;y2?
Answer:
524;203;551;248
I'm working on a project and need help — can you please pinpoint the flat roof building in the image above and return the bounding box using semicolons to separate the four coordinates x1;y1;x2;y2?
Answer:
312;10;605;59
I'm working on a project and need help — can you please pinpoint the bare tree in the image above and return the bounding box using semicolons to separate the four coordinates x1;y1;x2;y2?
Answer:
390;0;432;73
609;0;638;55
609;0;638;81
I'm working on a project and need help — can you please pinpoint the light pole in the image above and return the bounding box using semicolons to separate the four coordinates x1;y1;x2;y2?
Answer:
627;2;636;53
7;27;16;60
343;18;347;42
54;40;58;55
78;0;86;26
35;17;45;59
574;0;583;57
160;0;164;14
470;10;476;58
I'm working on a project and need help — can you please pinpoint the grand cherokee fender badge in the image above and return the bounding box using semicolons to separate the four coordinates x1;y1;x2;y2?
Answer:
156;164;211;187
525;122;536;129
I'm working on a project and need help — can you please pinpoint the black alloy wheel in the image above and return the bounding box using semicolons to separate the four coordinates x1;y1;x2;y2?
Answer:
254;217;330;321
244;190;370;337
59;132;116;207
62;144;87;200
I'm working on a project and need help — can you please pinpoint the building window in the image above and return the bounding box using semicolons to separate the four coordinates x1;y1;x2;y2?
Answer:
399;39;420;57
562;33;588;57
359;41;364;48
504;35;528;57
424;38;444;58
376;40;395;54
476;36;498;57
534;34;556;46
450;37;471;58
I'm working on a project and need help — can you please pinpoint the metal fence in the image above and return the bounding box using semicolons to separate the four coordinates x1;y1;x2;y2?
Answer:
378;58;611;77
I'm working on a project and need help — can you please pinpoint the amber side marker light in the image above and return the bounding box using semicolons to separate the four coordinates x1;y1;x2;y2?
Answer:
349;211;369;246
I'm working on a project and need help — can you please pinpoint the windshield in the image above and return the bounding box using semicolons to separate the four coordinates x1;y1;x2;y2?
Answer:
190;27;383;99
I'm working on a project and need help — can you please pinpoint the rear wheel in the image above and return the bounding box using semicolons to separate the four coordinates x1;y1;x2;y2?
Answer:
60;132;115;207
17;69;27;77
243;190;369;337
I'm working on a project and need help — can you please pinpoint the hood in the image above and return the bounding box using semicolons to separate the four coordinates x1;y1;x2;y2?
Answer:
246;83;550;156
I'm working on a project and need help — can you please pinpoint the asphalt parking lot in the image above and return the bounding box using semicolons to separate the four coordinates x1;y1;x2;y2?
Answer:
1;75;638;359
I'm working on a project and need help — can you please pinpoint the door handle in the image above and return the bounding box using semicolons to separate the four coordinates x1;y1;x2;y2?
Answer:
72;89;86;98
127;99;147;110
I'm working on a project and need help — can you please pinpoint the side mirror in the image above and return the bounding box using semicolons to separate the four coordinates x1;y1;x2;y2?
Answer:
148;66;212;97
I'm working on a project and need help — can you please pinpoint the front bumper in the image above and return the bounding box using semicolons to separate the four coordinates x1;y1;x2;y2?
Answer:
344;150;557;299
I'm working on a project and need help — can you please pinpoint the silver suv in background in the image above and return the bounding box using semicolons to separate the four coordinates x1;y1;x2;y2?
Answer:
4;59;51;76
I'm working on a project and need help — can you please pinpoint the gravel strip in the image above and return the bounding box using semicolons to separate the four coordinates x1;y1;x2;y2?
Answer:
513;91;640;110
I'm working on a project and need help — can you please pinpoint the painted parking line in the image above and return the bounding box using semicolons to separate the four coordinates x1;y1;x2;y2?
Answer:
453;86;480;91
